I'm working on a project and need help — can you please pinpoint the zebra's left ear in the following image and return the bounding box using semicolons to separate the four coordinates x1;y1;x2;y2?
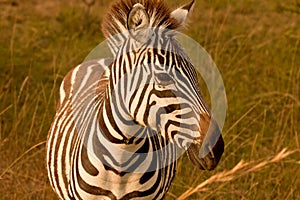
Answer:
127;3;151;43
171;0;195;27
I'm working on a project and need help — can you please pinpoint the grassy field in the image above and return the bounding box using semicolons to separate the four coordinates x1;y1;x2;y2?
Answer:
0;0;299;199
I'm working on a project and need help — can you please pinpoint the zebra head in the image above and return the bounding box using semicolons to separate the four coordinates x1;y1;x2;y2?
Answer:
102;0;224;170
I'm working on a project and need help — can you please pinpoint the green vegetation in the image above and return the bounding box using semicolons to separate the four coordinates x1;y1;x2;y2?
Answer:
0;0;299;199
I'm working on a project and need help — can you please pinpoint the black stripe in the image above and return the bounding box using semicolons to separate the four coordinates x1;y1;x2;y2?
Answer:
76;158;117;199
98;104;124;143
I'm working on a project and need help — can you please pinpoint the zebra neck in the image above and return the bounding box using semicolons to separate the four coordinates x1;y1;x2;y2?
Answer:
103;37;155;142
102;82;146;144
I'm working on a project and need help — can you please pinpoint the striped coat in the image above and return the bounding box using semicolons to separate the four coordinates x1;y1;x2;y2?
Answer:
47;0;224;199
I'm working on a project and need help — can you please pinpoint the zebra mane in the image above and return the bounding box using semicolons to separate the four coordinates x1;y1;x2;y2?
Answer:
101;0;180;55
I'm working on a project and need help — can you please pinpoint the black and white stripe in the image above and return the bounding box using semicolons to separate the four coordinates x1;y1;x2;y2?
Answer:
47;0;224;199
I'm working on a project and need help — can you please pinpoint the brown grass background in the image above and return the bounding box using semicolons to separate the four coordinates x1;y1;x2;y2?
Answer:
0;0;299;199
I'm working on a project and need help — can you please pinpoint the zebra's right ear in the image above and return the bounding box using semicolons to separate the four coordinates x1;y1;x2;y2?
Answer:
171;0;195;28
127;3;150;43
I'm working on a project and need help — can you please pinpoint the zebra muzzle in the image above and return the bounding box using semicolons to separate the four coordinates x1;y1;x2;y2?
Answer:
186;120;224;170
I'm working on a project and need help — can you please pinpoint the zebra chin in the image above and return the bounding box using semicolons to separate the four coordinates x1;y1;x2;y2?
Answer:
186;125;224;171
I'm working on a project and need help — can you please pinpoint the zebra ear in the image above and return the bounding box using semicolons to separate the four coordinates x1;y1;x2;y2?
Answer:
127;3;150;42
171;0;195;27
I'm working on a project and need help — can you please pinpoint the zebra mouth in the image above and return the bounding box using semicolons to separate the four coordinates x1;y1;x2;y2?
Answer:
186;134;224;170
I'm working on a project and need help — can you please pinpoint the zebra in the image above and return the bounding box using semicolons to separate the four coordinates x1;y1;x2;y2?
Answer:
46;0;224;199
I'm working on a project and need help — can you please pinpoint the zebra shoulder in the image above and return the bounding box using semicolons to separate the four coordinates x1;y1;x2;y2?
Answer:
57;58;112;109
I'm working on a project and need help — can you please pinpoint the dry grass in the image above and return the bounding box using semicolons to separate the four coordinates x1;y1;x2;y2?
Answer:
0;0;299;199
177;148;298;200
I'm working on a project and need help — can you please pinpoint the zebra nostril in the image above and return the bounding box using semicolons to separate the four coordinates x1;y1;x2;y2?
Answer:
208;145;215;159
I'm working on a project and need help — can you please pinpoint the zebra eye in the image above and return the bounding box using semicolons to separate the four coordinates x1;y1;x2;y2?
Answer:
155;73;174;86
